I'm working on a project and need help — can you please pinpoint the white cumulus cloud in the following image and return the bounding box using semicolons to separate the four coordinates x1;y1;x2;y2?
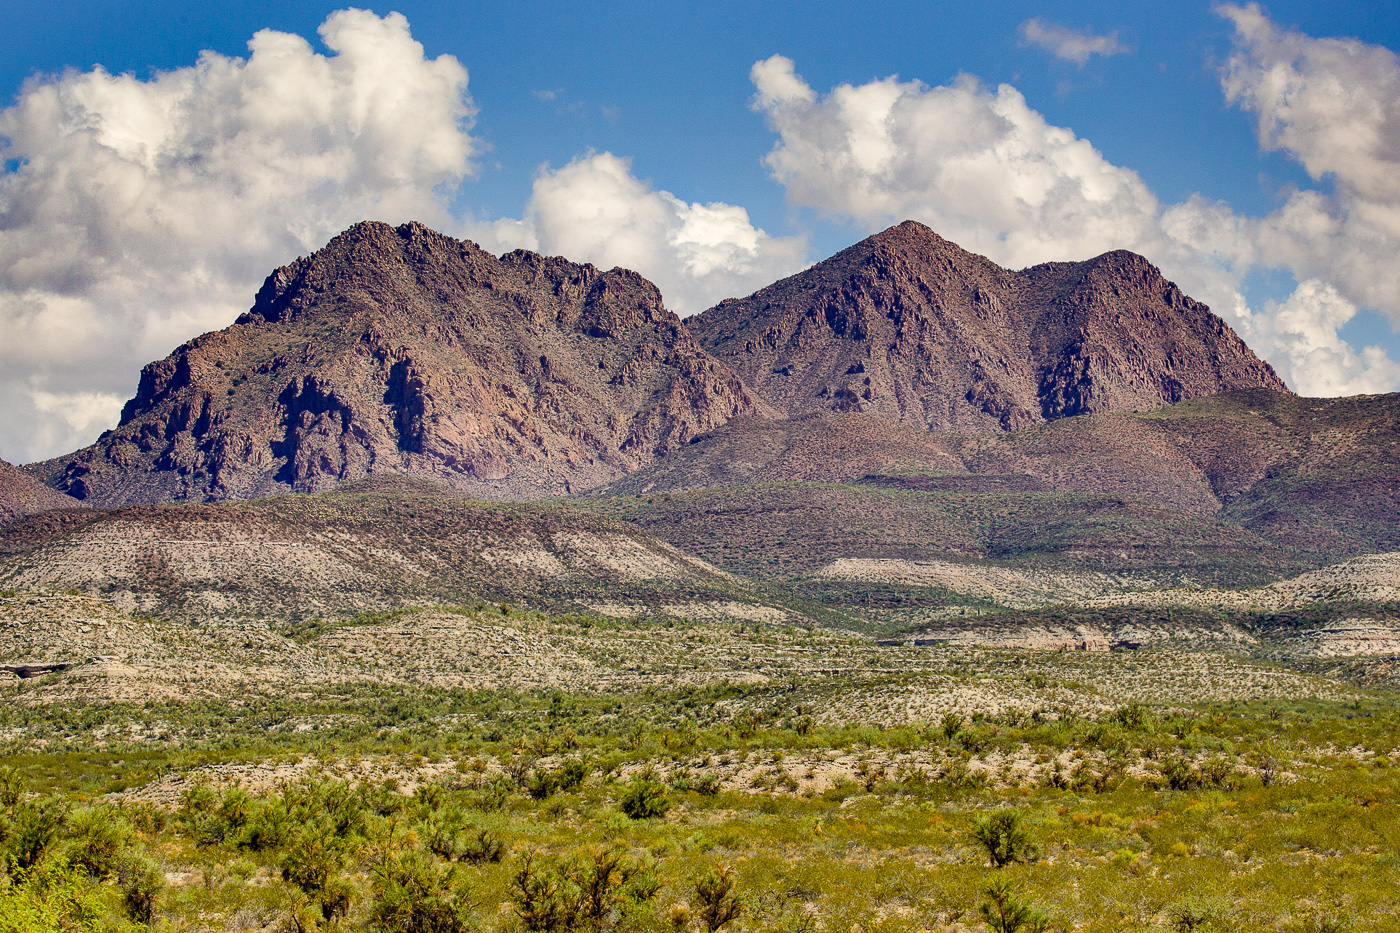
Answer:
1212;2;1400;319
1018;18;1129;66
750;55;1162;270
465;152;807;317
0;9;476;462
1243;279;1400;396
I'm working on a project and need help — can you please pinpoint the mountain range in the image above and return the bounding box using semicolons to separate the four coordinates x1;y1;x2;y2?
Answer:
3;219;1396;614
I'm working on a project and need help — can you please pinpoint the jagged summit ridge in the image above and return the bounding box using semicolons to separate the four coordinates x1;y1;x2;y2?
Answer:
51;221;764;506
686;220;1287;432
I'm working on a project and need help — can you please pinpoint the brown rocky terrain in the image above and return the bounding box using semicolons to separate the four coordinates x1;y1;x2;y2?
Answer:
0;457;81;524
30;221;763;507
21;218;1295;511
686;220;1286;431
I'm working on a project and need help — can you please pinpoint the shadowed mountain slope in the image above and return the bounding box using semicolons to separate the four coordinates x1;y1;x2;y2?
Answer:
686;220;1286;431
594;412;965;495
35;222;764;507
0;458;82;524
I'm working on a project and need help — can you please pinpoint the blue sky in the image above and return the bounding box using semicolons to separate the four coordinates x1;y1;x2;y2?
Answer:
1;2;1398;460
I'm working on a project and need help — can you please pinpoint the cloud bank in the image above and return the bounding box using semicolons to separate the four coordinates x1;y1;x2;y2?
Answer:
0;10;804;462
1018;19;1129;65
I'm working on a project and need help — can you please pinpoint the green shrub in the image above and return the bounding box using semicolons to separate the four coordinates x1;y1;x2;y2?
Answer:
0;768;24;811
1166;893;1231;932
694;864;743;932
568;845;637;926
280;818;353;921
512;851;579;933
528;768;559;800
371;851;475;933
695;773;722;796
117;850;164;925
461;829;505;865
1161;757;1196;791
556;758;592;791
979;877;1049;933
972;810;1039;868
0;861;107;933
940;713;963;742
3;799;65;879
1111;702;1153;731
422;806;470;862
619;771;671;820
64;804;130;878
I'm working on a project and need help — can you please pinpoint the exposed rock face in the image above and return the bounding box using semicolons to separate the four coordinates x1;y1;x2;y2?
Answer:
686;220;1288;431
0;458;81;524
45;222;764;506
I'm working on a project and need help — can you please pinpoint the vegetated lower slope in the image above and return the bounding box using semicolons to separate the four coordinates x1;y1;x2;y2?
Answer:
32;221;763;507
595;390;1400;577
0;478;751;620
687;220;1285;431
578;480;1301;588
958;389;1400;559
594;412;965;495
0;457;82;524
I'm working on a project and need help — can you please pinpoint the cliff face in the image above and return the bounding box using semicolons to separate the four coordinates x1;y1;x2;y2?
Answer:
686;221;1288;431
52;222;765;506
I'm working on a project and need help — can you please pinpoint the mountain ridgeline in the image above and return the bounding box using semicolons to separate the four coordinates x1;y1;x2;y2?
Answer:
23;219;1294;509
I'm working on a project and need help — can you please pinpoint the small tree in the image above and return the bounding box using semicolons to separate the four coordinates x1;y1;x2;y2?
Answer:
972;810;1039;868
65;805;131;878
280;819;353;922
462;829;505;865
979;877;1049;933
694;865;743;933
570;845;637;926
5;799;65;879
512;851;579;933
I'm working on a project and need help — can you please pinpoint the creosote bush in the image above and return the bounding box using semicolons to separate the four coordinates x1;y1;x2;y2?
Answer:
694;864;743;933
116;850;164;925
3;625;1400;933
371;850;475;933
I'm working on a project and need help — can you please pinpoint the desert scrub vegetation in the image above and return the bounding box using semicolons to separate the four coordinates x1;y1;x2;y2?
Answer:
3;610;1400;930
0;681;1397;931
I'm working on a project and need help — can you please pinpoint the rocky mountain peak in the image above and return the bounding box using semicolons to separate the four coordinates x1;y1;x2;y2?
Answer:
686;221;1287;432
50;221;764;506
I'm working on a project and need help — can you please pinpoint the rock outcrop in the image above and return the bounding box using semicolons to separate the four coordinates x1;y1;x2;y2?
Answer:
686;220;1288;431
42;222;765;506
